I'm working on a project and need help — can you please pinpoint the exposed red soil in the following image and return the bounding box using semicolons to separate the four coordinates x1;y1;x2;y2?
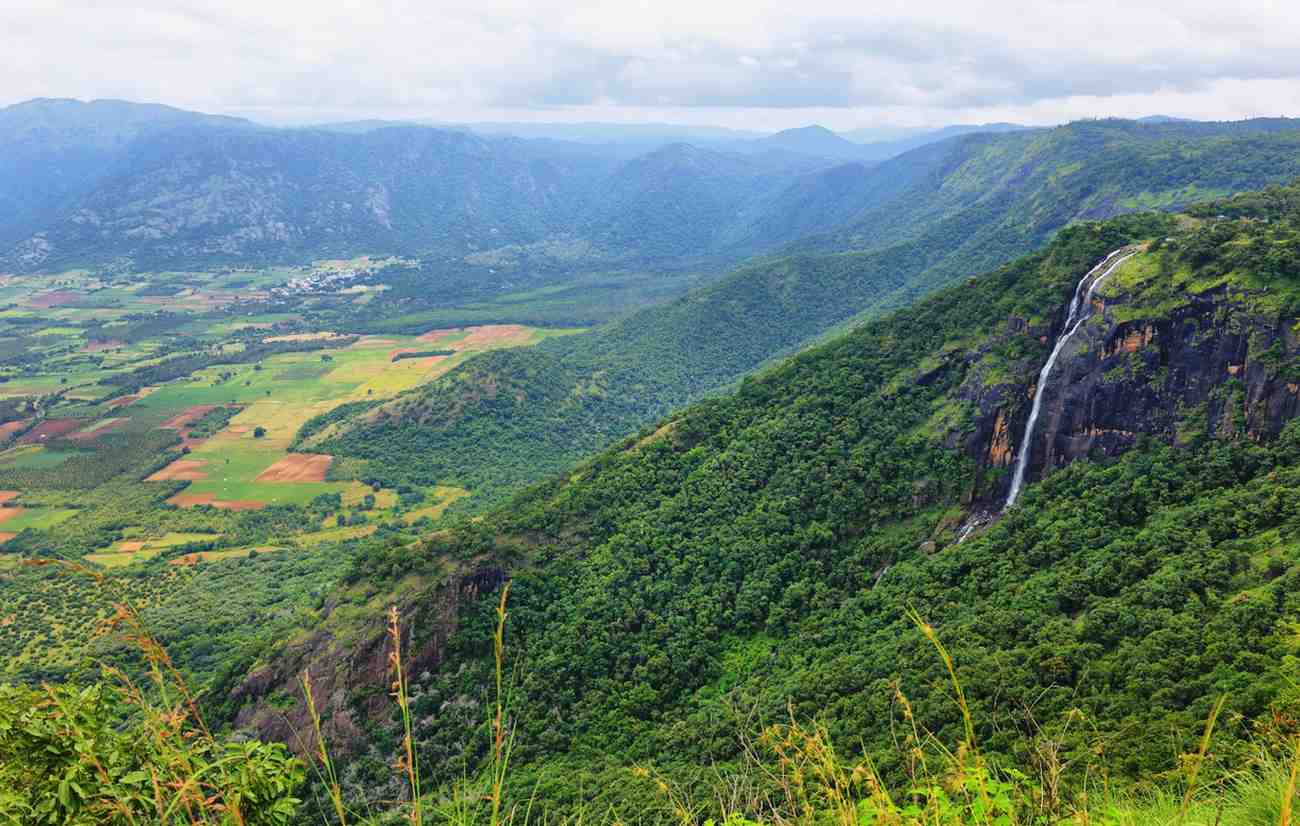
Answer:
161;405;220;431
18;418;83;444
82;339;124;353
107;395;139;409
116;540;147;552
167;492;266;511
0;506;25;524
0;420;28;441
148;458;210;481
0;491;19;503
460;324;530;346
254;453;332;483
0;532;15;544
417;324;530;349
69;418;128;442
30;290;84;309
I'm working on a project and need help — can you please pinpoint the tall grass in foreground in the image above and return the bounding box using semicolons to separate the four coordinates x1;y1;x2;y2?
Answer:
631;613;1300;826
299;584;523;826
10;565;1300;826
0;562;303;824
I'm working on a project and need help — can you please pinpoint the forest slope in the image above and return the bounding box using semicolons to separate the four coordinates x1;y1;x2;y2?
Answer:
312;123;1300;502
235;184;1300;812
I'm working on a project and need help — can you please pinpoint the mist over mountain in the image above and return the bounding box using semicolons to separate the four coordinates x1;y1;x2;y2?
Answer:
0;97;254;236
7;99;1282;280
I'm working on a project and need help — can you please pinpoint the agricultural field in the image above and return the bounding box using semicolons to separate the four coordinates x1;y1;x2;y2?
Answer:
0;260;582;681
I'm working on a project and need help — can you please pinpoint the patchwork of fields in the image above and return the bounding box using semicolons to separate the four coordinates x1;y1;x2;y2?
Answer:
0;262;579;679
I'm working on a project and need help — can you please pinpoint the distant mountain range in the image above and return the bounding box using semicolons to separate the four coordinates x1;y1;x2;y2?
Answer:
1;98;1292;277
0;98;1037;273
309;116;1300;499
0;98;252;234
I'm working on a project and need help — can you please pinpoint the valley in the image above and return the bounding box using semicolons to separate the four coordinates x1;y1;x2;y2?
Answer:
0;260;574;679
226;188;1300;814
5;94;1300;826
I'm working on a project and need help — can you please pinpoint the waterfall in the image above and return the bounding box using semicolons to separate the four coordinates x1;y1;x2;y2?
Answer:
1003;248;1136;510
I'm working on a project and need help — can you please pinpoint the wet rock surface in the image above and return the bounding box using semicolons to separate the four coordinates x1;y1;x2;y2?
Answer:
960;284;1300;504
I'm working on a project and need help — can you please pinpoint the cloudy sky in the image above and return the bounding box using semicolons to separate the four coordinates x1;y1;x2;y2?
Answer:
6;0;1300;132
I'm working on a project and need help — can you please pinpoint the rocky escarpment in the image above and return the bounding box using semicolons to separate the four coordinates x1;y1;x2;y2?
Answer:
958;279;1300;504
229;562;504;759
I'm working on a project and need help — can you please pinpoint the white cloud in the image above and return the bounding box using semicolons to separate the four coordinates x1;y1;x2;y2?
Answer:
3;0;1300;129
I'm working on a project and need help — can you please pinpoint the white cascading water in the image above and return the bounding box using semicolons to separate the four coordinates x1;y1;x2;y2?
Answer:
1002;248;1136;510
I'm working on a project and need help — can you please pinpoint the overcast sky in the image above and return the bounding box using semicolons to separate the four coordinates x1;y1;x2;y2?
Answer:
6;0;1300;132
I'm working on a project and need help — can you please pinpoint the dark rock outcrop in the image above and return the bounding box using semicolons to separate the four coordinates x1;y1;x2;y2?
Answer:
960;284;1300;504
230;563;505;759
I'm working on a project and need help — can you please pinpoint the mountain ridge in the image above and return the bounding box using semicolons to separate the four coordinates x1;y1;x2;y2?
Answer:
305;121;1300;502
229;185;1300;813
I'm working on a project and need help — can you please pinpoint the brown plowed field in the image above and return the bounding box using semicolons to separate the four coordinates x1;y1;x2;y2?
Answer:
0;506;25;524
161;405;220;430
0;492;19;503
70;418;128;442
148;459;210;481
254;453;332;482
18;419;83;444
167;492;265;510
417;324;530;348
30;290;83;308
82;339;124;352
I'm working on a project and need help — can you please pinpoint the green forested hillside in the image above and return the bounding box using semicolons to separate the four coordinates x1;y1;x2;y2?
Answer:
314;122;1300;503
789;117;1300;257
231;190;1300;815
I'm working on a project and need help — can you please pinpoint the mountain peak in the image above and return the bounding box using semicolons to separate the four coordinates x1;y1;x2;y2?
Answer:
754;124;861;159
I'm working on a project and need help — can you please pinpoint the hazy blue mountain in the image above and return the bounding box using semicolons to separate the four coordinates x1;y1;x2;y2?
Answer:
0;98;254;241
744;124;867;159
0;112;853;272
8;108;1300;288
847;121;1036;159
3;124;620;271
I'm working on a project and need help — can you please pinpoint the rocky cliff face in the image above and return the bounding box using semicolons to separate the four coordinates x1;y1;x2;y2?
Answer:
960;278;1300;505
230;563;504;759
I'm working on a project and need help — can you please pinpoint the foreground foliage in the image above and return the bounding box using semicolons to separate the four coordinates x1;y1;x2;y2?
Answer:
0;604;303;824
5;603;1300;826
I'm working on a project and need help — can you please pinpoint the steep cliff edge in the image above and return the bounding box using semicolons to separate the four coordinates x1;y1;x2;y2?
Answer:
222;185;1300;797
957;213;1300;506
227;562;505;761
